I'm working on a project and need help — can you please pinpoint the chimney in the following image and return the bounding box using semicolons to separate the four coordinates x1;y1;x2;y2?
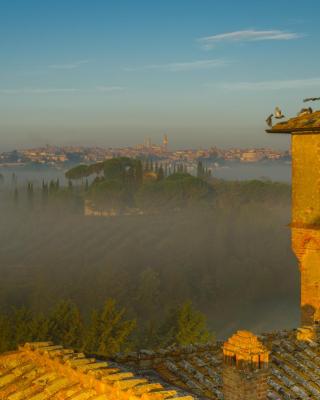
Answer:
223;330;269;400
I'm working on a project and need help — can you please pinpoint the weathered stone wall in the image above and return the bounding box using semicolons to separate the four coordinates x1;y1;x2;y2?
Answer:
292;225;320;325
291;133;320;326
292;134;320;227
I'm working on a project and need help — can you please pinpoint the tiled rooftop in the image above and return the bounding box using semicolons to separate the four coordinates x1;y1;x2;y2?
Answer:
114;329;320;400
3;332;320;399
267;110;320;134
0;342;194;400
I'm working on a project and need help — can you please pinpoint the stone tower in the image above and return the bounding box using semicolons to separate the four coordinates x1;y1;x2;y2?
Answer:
163;133;169;152
267;111;320;325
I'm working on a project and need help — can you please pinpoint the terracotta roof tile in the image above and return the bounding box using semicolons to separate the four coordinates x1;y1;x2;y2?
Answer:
113;330;320;399
0;343;196;400
267;110;320;133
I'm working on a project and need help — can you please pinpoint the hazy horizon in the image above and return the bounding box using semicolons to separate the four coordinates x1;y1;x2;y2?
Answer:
0;137;291;153
1;0;319;150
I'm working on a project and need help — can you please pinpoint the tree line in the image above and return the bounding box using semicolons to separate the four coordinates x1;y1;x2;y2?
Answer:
6;157;290;213
0;299;213;356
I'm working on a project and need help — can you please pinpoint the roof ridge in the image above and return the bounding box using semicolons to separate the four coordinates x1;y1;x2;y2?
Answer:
113;343;219;365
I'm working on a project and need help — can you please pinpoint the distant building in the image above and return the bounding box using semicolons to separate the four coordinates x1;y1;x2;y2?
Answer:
240;150;265;162
163;134;169;152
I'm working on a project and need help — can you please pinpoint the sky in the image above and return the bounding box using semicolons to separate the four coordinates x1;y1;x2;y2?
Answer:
1;0;320;151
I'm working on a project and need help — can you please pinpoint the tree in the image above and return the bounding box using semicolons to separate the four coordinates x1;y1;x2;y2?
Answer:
135;268;160;318
27;182;34;209
177;164;184;173
11;172;17;186
0;313;11;352
144;160;149;172
135;160;143;186
65;165;90;181
49;179;60;194
87;162;104;176
42;181;49;206
176;301;213;345
10;307;35;348
47;300;83;349
164;163;168;177
85;298;136;356
134;269;161;348
157;166;165;181
30;313;49;342
197;161;205;178
158;301;213;347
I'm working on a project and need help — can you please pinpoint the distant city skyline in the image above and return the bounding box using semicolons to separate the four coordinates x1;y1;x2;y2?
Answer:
1;0;319;151
0;139;291;170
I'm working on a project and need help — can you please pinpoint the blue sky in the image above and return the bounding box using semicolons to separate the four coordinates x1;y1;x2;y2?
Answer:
1;0;320;150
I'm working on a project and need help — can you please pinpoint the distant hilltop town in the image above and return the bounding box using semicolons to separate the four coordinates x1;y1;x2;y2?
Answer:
0;134;291;169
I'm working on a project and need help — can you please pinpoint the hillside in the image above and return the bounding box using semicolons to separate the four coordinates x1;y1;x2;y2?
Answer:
0;177;298;342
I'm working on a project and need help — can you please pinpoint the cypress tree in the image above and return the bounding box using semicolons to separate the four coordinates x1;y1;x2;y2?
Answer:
42;181;49;206
157;166;165;181
157;301;214;347
164;163;168;177
47;300;83;349
85;298;136;356
27;182;34;209
197;161;205;178
135;160;143;186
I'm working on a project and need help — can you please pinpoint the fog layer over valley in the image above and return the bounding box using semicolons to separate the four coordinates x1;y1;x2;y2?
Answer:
0;169;298;344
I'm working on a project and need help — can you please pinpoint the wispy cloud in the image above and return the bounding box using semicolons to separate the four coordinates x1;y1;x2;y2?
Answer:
199;29;304;49
96;86;125;92
0;88;79;95
48;59;92;70
123;59;226;72
219;78;320;91
0;86;126;95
